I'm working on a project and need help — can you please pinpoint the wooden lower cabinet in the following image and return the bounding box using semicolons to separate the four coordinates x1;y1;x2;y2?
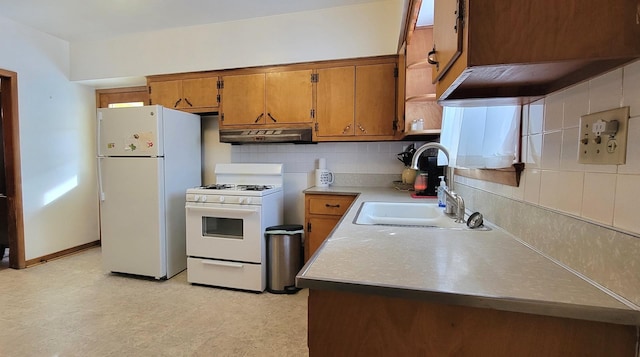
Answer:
304;194;356;262
308;289;637;357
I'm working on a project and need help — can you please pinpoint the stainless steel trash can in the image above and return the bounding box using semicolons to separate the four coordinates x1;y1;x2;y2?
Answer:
265;224;304;294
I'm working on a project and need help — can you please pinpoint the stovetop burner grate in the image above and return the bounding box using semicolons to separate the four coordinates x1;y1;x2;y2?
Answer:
197;184;276;191
238;185;274;191
201;184;235;190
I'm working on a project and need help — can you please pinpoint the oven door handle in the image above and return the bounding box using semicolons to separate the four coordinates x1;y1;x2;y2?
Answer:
185;204;259;215
201;260;244;268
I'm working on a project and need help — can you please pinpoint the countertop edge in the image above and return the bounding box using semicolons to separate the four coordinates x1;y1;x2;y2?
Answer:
296;277;640;326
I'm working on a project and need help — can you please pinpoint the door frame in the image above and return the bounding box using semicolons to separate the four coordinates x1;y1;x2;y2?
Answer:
1;69;26;269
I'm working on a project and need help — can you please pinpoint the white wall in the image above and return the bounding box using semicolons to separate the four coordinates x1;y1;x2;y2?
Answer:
0;16;99;260
69;1;403;84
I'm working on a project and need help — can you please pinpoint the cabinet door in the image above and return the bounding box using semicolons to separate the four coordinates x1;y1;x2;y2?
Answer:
149;80;182;109
431;0;464;82
221;74;265;126
306;216;340;261
355;63;396;136
315;67;355;137
266;70;313;124
182;77;219;109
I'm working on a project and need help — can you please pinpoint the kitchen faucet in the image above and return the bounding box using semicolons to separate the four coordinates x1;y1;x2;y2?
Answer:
410;142;466;223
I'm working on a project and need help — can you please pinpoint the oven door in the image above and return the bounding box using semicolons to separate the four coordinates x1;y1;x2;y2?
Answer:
185;202;263;263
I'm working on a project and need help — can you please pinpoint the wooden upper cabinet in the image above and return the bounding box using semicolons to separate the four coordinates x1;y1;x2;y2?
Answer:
355;63;396;137
221;73;266;125
148;76;219;113
221;70;313;127
182;78;219;109
315;59;398;141
428;0;640;105
149;80;182;108
315;66;355;137
266;70;313;124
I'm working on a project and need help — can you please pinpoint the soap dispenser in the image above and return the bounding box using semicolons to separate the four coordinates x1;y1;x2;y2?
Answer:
437;176;447;208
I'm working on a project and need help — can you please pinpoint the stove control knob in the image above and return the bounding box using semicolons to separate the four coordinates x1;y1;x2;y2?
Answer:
244;198;252;205
200;196;207;202
219;196;225;203
193;195;200;202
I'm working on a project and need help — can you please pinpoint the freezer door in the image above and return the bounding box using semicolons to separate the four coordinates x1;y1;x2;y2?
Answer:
100;157;166;278
98;106;163;157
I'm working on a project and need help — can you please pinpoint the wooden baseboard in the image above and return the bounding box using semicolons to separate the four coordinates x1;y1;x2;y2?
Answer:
25;241;100;267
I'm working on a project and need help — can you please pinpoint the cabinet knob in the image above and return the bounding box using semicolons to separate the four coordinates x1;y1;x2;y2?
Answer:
427;47;439;71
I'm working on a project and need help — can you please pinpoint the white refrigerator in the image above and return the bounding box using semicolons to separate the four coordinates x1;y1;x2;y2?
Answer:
97;105;201;279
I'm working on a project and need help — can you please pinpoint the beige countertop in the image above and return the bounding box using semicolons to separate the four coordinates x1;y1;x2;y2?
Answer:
297;186;640;326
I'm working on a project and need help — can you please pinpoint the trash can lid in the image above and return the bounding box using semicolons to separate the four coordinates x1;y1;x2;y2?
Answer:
265;224;304;235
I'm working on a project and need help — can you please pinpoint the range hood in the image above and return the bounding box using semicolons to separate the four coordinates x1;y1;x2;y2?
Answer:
219;127;313;144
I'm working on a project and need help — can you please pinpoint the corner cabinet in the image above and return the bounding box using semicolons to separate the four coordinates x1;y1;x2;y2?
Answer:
220;70;313;127
400;26;443;137
147;75;219;113
427;0;640;105
304;193;356;262
314;60;398;141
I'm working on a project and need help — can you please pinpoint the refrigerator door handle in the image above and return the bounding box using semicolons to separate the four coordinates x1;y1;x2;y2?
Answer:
97;157;105;201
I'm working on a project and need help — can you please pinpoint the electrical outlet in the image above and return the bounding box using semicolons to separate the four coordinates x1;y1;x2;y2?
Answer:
578;107;629;165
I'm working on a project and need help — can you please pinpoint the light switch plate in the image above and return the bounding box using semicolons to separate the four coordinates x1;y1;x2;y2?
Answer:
578;107;629;164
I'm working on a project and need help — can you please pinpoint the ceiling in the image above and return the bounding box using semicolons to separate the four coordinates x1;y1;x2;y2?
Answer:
0;0;387;42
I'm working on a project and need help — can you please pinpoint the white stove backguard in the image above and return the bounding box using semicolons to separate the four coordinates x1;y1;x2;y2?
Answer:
214;163;283;187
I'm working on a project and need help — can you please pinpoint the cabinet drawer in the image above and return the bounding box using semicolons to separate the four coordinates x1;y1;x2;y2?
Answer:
308;196;355;216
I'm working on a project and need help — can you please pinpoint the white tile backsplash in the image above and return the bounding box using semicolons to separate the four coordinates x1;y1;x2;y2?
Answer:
581;172;616;225
528;99;545;135
618;116;640;175
560;127;583;172
523;168;541;204
544;92;564;132
589;68;623;113
562;81;590;128
623;60;640;118
541;131;562;170
614;174;640;233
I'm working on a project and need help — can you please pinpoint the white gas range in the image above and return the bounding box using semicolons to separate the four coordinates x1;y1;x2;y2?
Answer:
185;163;284;292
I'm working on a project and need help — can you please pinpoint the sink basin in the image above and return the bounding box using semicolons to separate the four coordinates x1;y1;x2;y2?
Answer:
354;201;462;228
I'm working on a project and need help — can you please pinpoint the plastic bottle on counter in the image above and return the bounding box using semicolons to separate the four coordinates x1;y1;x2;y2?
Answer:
437;176;447;208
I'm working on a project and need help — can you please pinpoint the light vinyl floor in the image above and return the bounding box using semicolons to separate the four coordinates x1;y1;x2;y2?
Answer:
0;247;309;356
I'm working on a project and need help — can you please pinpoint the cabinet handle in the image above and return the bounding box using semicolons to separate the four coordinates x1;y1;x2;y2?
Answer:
254;113;264;123
325;204;340;208
427;47;439;66
184;98;193;107
267;113;277;122
357;123;367;134
174;98;182;108
342;124;351;135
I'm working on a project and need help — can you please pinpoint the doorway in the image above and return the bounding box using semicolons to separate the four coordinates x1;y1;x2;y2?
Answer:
0;69;25;269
